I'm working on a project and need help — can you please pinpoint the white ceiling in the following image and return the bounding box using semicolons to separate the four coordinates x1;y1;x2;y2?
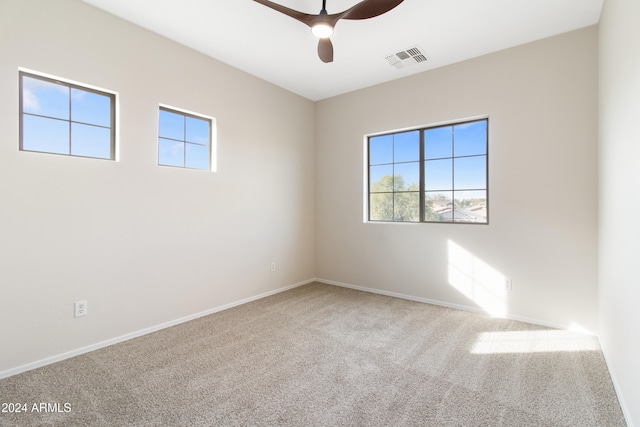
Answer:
80;0;603;101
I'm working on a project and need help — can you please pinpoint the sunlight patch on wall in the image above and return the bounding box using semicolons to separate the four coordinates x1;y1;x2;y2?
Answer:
471;330;600;354
448;240;507;317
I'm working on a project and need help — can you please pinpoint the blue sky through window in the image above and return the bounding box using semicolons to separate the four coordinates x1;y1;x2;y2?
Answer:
369;118;488;223
425;126;452;159
394;162;419;189
71;88;111;128
369;134;393;165
454;120;487;157
425;158;453;191
454;156;487;189
20;73;114;159
393;131;419;162
158;107;210;171
22;76;69;120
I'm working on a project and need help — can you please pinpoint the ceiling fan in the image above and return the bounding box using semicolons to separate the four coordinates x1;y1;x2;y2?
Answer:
253;0;405;63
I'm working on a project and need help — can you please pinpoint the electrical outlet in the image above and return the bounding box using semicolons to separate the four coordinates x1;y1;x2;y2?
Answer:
75;300;87;317
504;279;513;291
270;262;276;272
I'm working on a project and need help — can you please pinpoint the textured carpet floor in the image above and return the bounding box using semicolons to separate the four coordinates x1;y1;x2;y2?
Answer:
0;282;626;426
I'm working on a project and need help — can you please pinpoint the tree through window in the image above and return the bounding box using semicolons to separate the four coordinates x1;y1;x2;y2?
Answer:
368;119;488;224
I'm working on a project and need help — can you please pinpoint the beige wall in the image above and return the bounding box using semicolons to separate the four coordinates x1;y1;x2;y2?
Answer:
315;27;599;333
2;3;621;417
0;0;316;374
599;0;640;423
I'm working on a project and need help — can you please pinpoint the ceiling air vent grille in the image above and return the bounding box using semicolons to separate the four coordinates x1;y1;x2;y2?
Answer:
385;46;428;69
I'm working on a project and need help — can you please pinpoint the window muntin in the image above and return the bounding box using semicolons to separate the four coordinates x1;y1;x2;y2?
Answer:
19;72;115;159
158;107;211;171
368;119;488;224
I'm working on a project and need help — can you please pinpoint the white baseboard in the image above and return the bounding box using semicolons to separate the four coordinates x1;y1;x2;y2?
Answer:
0;277;595;381
601;349;635;427
0;279;314;380
315;277;586;334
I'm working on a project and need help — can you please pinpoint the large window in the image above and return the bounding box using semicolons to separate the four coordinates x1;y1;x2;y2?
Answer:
368;118;488;224
158;106;212;171
19;71;116;160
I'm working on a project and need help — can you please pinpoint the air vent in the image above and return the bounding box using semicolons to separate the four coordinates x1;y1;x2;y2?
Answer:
385;46;428;69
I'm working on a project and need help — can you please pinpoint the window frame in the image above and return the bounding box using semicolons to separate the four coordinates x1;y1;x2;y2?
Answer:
157;105;214;172
19;70;117;160
367;118;489;225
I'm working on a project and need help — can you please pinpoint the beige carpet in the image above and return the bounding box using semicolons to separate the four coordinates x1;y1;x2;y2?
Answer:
0;282;626;426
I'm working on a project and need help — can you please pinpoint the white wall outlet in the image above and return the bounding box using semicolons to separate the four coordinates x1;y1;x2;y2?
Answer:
75;300;87;317
504;279;513;291
270;262;276;272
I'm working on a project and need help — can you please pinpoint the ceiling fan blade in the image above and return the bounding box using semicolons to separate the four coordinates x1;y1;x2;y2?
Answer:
253;0;316;26
318;38;334;63
254;0;401;64
340;0;404;20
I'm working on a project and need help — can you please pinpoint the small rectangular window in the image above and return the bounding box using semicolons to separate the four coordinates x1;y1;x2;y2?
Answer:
158;106;212;171
19;71;116;160
368;118;488;224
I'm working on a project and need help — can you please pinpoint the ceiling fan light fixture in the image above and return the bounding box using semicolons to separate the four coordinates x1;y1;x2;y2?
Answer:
311;22;334;38
254;0;406;62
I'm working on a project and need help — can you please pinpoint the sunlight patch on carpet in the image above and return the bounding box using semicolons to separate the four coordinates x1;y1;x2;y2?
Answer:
471;330;600;354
